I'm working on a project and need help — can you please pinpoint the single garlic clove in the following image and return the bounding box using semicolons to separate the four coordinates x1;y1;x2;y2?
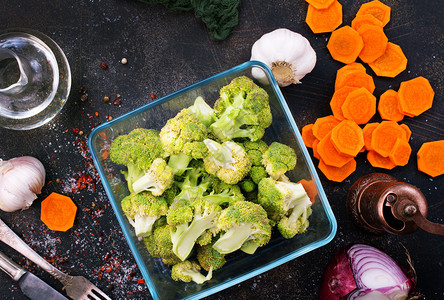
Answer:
250;28;317;87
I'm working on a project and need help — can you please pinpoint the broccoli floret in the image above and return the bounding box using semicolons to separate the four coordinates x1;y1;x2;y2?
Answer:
171;260;212;284
210;76;272;142
109;128;165;192
249;165;268;184
257;177;312;239
238;178;256;193
121;191;168;238
144;224;181;265
132;158;174;196
199;178;245;207
262;142;297;179
174;162;214;202
167;153;192;176
189;96;216;127
196;242;226;271
203;139;252;185
243;140;269;166
159;108;210;158
212;201;271;255
167;198;222;261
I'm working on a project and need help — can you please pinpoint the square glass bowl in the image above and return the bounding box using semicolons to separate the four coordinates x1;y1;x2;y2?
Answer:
88;61;337;300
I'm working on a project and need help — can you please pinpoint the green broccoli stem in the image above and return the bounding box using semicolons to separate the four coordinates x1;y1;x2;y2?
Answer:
210;108;258;141
288;196;312;229
122;163;144;193
240;240;259;255
168;153;192;176
202;190;234;206
132;173;158;194
183;267;213;284
172;213;218;261
128;214;158;237
213;224;253;254
204;139;235;167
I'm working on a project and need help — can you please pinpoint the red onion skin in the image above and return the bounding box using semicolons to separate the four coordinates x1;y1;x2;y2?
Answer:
319;244;415;300
319;246;357;300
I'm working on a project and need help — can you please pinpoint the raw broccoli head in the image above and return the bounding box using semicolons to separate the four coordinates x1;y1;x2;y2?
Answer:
109;128;165;192
257;177;312;239
196;242;226;271
121;191;168;237
249;165;268;184
171;260;212;284
243;140;269;166
210;76;272;142
213;201;272;255
238;178;256;193
144;224;181;265
203;139;252;185
167;198;222;261
201;177;245;207
159;108;210;158
132;158;174;196
262;142;297;179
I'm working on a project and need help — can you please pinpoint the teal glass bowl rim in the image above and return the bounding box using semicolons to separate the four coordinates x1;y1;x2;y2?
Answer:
88;60;337;300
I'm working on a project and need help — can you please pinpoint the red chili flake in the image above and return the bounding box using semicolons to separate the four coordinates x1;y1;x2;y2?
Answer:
100;61;108;70
95;112;99;117
112;98;121;106
73;128;80;135
138;279;145;284
150;93;156;99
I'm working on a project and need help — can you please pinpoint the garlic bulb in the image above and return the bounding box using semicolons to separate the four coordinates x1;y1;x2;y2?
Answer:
0;156;46;212
250;28;317;87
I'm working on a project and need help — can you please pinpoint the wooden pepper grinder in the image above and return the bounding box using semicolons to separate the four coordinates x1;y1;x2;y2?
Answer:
346;173;444;236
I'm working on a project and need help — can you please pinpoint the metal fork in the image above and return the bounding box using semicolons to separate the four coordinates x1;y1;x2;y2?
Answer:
0;218;111;300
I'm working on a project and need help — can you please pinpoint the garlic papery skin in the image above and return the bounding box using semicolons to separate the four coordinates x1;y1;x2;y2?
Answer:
0;156;46;212
250;28;317;87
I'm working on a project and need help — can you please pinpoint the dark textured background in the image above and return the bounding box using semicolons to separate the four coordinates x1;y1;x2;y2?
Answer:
0;0;443;299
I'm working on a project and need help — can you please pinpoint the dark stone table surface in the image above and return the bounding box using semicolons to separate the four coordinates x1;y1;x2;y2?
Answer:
0;0;442;299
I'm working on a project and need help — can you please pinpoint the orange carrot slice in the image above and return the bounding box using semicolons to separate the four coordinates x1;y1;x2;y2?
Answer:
341;87;377;124
331;120;365;156
362;122;379;151
370;121;407;157
327;26;364;64
356;0;391;27
330;86;360;120
312;138;321;160
398;76;435;117
357;24;388;63
41;192;78;232
378;89;404;122
312;115;341;140
335;69;375;93
318;158;356;182
306;1;343;34
400;124;411;141
305;0;336;10
302;123;317;148
388;138;411;166
317;132;354;167
417;140;444;177
351;13;383;31
336;62;367;79
368;42;407;77
298;179;318;203
367;150;396;169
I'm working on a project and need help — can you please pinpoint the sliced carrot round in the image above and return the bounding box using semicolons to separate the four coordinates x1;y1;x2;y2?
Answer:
317;132;354;167
331;120;364;157
400;124;411;141
298;179;318;203
357;24;388;63
302;123;317;148
417;140;444;177
335;69;375;93
327;26;364;64
305;0;336;10
312;115;341;140
336;63;366;79
41;192;78;232
370;121;407;157
368;42;407;78
398;76;435;117
378;89;404;122
341;87;377;124
318;158;356;182
306;1;343;34
351;13;383;31
312;138;321;160
362;122;380;151
367;150;396;170
330;86;359;120
388;138;411;166
356;0;391;27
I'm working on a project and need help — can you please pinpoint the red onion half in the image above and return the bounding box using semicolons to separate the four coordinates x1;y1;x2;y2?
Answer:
319;244;415;300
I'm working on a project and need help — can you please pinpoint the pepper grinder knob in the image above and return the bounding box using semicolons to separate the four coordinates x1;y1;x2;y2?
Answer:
346;173;444;236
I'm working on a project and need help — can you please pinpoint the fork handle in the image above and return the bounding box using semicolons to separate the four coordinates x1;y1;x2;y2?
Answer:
0;218;73;286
